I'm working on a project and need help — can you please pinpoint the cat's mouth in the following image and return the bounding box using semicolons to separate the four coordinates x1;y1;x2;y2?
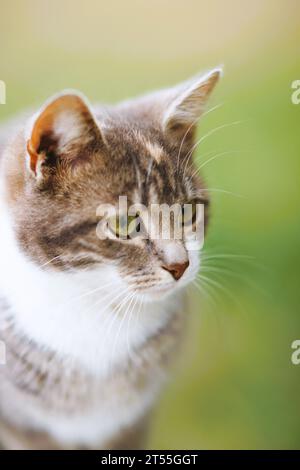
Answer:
130;261;198;300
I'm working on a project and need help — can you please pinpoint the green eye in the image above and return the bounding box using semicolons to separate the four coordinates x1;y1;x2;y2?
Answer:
182;202;197;226
108;214;139;239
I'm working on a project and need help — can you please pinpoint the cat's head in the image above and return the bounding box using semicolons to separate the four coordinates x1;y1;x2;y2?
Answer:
3;68;221;300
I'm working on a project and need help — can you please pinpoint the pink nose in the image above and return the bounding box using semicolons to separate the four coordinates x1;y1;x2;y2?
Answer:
162;261;189;281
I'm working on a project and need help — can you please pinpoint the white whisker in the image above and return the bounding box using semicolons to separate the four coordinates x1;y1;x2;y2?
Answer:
190;150;246;180
200;187;245;198
176;102;224;172
39;255;64;268
181;120;245;178
197;272;243;309
64;280;119;306
109;292;135;370
126;295;139;364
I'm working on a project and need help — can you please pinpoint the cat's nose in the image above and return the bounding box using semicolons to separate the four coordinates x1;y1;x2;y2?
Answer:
162;261;189;281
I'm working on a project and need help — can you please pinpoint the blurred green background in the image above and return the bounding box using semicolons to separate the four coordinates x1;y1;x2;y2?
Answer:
1;0;299;449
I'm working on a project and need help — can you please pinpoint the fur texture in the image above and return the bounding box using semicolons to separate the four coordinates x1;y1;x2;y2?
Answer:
0;68;221;449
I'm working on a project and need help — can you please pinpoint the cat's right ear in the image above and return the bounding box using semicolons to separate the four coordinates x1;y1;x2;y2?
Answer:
162;67;222;142
26;91;103;179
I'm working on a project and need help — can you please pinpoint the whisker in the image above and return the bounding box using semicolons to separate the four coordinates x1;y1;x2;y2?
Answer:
181;120;245;178
200;265;269;298
135;294;144;334
79;286;129;318
200;187;245;198
99;291;135;370
192;279;226;334
201;250;269;278
197;272;243;309
64;280;121;305
201;102;225;120
132;295;145;367
40;251;103;270
126;295;139;364
99;290;132;338
201;252;254;259
109;292;136;370
176;102;224;172
192;279;217;308
190;150;247;180
39;255;64;268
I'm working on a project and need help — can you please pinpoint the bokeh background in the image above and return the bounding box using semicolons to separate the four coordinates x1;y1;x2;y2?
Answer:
1;0;299;449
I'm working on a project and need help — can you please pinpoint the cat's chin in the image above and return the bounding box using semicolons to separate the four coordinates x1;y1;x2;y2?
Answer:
135;283;184;302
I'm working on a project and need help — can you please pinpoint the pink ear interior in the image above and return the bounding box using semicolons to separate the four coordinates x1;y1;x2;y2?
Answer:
26;94;95;175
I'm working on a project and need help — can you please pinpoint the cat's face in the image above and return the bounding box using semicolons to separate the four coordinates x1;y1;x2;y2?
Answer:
4;69;221;300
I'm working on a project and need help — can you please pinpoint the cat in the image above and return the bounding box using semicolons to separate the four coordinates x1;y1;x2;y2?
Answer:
0;68;221;449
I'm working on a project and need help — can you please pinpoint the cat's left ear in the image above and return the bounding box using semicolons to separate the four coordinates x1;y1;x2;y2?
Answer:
162;67;222;139
26;91;103;177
